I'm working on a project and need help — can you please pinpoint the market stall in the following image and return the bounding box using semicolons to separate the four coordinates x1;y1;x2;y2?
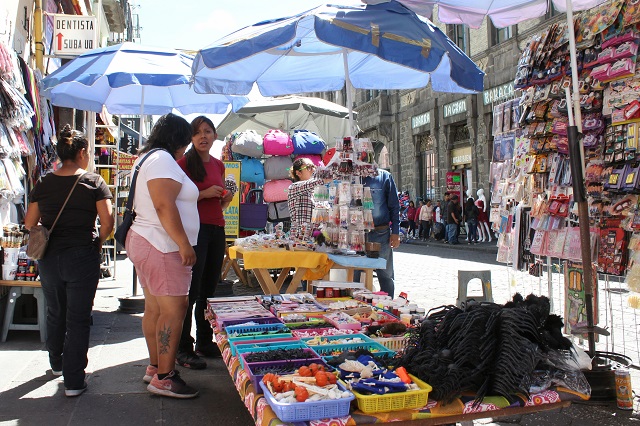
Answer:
205;294;590;426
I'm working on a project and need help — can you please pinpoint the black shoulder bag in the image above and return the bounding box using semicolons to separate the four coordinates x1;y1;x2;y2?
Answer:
114;149;162;247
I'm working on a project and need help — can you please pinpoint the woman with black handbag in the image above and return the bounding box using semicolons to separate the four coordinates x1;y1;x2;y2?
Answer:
24;125;114;397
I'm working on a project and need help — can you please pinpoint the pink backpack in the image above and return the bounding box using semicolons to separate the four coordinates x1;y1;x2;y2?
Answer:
263;179;292;202
263;129;294;156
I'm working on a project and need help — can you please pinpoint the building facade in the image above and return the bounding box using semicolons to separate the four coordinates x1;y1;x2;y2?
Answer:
316;8;565;205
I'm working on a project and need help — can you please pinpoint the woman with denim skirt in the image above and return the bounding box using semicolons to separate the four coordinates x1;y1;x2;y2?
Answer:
24;125;114;397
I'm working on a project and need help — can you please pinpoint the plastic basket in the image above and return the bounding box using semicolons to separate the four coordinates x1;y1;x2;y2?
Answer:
218;316;282;330
371;336;407;351
226;322;289;335
351;374;432;414
229;335;296;356
260;381;354;422
245;357;328;394
237;344;315;368
310;341;395;360
301;333;374;346
291;328;358;338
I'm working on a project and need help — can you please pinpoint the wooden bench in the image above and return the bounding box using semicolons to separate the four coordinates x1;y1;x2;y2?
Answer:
0;280;46;342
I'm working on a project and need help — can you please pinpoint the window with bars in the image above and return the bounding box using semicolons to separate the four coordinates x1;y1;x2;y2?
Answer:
447;24;468;54
492;25;514;45
424;150;436;201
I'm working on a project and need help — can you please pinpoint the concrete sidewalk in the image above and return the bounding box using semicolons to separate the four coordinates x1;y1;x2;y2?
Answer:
0;256;638;426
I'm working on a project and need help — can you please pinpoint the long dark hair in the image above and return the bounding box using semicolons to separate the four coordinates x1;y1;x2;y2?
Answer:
57;124;88;161
184;116;216;182
139;113;192;158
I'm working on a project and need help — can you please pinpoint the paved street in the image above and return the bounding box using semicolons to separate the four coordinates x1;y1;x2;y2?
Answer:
0;243;639;425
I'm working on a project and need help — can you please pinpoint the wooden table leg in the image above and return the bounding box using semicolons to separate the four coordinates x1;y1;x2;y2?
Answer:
365;269;374;291
346;268;354;282
284;268;308;294
274;267;292;291
252;268;279;294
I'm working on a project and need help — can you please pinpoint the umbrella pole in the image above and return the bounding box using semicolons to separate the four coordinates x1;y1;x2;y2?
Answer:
132;86;146;297
342;50;355;138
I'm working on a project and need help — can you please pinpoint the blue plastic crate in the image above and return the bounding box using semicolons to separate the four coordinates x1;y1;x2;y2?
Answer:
301;333;374;347
260;381;354;422
234;342;313;368
226;322;289;336
229;335;296;356
311;341;395;361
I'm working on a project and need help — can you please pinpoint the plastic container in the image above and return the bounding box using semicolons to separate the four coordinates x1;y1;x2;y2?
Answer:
311;341;395;361
302;333;374;346
237;345;316;368
351;374;432;413
260;380;354;422
225;322;288;336
245;357;329;394
218;316;282;330
371;336;407;351
229;335;298;356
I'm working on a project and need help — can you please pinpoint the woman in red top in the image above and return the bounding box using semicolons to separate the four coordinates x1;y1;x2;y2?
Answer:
176;116;233;369
406;201;417;239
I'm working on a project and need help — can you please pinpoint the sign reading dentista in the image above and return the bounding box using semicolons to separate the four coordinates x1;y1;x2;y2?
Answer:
52;14;96;56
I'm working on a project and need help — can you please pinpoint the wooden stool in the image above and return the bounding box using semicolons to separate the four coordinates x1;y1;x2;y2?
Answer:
1;281;46;343
456;270;493;308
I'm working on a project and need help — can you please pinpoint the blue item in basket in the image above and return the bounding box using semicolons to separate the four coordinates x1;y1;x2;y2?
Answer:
260;381;354;422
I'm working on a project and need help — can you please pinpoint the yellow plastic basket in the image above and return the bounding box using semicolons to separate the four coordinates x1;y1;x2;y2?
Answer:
351;374;432;414
372;336;407;351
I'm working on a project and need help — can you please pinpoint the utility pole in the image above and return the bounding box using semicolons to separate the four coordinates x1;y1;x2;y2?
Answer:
34;0;44;72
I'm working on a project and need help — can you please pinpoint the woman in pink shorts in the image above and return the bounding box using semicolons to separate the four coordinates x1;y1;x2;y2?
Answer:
125;113;200;399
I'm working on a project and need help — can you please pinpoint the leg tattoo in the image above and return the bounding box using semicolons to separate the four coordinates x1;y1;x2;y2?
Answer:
158;325;172;355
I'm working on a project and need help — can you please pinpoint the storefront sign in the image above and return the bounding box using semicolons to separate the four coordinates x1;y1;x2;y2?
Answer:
446;171;462;193
53;14;96;56
443;100;467;118
483;82;515;105
224;161;241;239
411;112;431;129
451;146;472;165
115;151;137;171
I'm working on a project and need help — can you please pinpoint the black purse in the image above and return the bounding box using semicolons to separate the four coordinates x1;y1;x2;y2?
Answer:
114;149;162;247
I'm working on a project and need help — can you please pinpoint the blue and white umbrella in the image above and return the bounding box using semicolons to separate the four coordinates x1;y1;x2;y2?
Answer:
42;42;249;116
192;0;485;134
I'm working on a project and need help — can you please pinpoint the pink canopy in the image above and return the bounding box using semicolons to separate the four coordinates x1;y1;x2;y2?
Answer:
362;0;609;28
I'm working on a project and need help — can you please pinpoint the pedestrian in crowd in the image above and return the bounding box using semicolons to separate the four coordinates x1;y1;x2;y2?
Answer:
406;200;417;238
25;125;114;397
464;196;479;244
418;199;434;241
441;193;450;225
125;113;200;399
288;157;331;239
415;200;424;239
175;116;233;370
355;169;400;298
434;200;442;223
446;194;461;245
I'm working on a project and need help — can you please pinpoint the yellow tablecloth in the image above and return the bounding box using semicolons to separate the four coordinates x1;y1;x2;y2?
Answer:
229;246;329;270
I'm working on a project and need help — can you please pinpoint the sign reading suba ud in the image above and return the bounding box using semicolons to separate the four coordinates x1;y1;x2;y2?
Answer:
53;14;96;56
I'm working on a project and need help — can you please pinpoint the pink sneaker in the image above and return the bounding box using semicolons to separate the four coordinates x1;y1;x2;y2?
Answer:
147;370;199;399
143;365;157;384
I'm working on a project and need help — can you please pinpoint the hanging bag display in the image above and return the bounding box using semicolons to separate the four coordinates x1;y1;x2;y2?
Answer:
293;154;324;167
264;155;293;180
292;130;327;155
263;129;294;156
231;130;264;158
263;179;292;202
267;201;291;223
27;173;84;260
240;189;268;230
239;157;265;185
114;149;162;247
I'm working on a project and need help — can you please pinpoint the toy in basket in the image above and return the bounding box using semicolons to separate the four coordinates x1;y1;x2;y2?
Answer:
338;355;432;413
259;365;354;422
323;311;361;330
245;358;332;394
